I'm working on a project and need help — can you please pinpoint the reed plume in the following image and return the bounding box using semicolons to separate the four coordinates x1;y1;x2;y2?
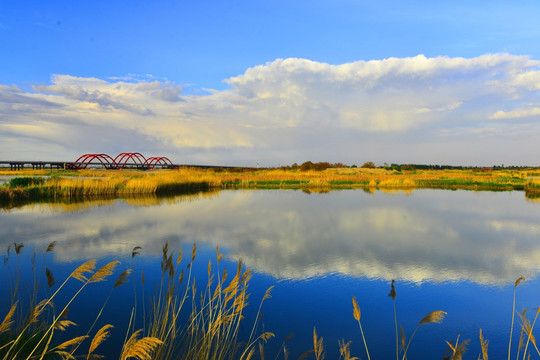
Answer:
114;269;132;288
191;243;197;262
509;276;526;360
87;324;114;360
120;329;163;360
70;259;97;282
352;296;360;322
419;310;446;325
46;241;57;253
519;307;540;360
313;327;325;360
176;250;182;266
132;246;142;259
54;350;77;360
13;242;23;254
389;279;398;360
53;320;77;331
0;302;17;334
26;299;48;326
53;335;89;352
479;328;489;360
444;334;469;360
338;339;358;360
402;310;446;359
89;260;120;283
352;296;371;360
46;268;56;288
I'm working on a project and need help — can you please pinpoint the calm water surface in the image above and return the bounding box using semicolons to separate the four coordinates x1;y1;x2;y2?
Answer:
1;189;540;359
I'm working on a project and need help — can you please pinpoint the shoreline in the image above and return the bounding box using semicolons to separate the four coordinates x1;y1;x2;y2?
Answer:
1;167;539;207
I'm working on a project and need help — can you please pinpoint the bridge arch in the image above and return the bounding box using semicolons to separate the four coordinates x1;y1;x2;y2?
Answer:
144;157;174;169
73;154;118;169
70;153;175;170
114;152;147;169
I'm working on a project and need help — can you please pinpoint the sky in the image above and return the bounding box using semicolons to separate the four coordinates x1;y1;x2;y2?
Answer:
1;1;540;167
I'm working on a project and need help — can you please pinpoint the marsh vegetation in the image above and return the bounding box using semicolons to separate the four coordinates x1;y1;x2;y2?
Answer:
1;242;275;360
3;242;540;359
2;172;540;358
1;167;539;206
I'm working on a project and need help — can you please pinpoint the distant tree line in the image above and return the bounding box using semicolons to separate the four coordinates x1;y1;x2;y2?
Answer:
280;161;348;171
386;164;533;171
278;162;536;172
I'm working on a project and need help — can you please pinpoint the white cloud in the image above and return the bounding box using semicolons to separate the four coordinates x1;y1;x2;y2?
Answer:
491;107;540;119
2;54;540;165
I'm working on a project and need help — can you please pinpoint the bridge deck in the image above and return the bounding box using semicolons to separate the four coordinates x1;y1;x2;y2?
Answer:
0;161;240;170
0;161;67;170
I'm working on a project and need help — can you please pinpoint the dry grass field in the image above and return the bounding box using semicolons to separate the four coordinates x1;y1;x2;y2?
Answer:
1;167;539;205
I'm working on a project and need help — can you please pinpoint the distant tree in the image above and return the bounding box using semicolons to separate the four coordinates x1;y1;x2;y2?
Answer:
401;165;416;171
299;161;334;171
313;162;332;171
477;167;493;173
300;161;315;171
361;161;376;169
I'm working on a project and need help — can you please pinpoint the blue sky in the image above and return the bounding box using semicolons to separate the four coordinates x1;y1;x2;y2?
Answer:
1;1;540;166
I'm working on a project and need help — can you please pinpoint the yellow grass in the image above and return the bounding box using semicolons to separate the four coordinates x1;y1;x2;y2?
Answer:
1;241;274;360
1;167;538;207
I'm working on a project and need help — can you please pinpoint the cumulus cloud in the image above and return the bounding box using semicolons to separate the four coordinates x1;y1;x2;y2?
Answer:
1;54;540;165
491;107;540;119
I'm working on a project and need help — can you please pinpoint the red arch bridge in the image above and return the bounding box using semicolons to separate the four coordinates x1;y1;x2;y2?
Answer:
0;154;243;170
68;153;174;170
0;153;174;170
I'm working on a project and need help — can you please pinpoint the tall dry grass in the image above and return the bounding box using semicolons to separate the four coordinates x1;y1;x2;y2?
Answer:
1;169;223;201
3;241;540;359
135;243;274;360
0;242;146;360
1;168;534;203
525;179;540;194
0;242;273;360
340;276;540;360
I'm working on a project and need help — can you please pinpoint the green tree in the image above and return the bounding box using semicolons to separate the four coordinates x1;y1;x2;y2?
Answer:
361;161;376;169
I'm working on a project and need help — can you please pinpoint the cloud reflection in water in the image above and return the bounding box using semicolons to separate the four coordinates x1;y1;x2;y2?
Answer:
1;189;538;285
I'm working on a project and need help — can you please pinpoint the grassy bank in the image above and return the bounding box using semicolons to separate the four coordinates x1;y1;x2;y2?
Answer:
0;169;221;205
525;178;540;194
1;167;539;205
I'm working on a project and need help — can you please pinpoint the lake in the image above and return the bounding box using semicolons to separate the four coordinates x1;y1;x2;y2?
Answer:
1;188;540;359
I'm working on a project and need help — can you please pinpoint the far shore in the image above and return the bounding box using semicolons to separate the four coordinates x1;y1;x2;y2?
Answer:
1;166;540;206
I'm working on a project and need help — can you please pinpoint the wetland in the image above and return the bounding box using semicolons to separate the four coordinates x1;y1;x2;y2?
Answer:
1;168;540;359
